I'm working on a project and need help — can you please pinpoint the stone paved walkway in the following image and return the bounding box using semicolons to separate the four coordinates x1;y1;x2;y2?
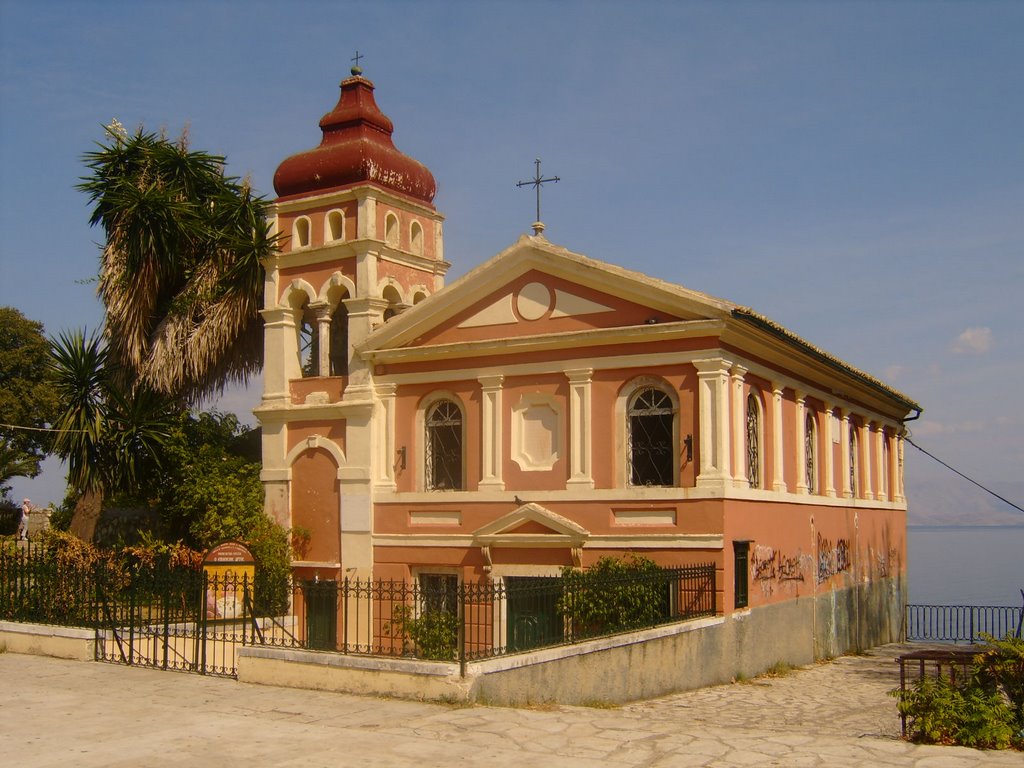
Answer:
1;644;1021;767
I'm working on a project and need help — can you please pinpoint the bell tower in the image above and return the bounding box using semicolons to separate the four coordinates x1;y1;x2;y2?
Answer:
264;64;448;400
257;67;446;581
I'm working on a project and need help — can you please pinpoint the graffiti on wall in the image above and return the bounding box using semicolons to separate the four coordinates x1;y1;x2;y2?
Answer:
872;546;901;579
816;533;852;584
751;545;811;596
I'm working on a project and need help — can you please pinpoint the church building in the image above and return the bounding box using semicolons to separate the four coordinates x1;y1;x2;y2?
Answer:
255;66;919;663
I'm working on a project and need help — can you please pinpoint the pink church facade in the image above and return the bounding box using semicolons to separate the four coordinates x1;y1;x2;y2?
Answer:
256;68;918;661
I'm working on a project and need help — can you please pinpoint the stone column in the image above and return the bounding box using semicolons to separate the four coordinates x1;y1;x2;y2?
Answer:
694;358;732;488
478;375;505;491
312;301;332;377
771;383;786;492
566;368;594;489
730;365;748;489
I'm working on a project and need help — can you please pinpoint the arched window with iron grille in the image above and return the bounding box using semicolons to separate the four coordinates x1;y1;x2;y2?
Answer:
805;412;817;494
628;387;676;487
746;393;762;489
425;399;463;490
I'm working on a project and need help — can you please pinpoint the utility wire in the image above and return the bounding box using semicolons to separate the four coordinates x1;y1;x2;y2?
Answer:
906;437;1024;514
0;422;89;434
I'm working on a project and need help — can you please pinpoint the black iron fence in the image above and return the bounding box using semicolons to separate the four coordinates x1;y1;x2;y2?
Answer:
274;564;717;669
2;542;716;676
0;541;97;626
905;601;1023;644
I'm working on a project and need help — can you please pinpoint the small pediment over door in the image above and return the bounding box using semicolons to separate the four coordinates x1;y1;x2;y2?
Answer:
473;503;589;570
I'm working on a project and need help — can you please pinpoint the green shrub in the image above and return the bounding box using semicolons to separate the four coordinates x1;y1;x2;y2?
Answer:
385;603;459;661
892;634;1024;750
557;554;670;638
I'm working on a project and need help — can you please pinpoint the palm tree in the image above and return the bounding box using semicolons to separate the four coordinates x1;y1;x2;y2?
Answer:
78;122;275;403
49;329;176;541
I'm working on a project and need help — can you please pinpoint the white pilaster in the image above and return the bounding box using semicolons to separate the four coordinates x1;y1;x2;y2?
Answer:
566;368;594;489
862;421;875;500
357;195;377;240
822;401;836;498
375;383;398;490
343;296;389;397
876;426;887;501
260;306;299;401
694;358;732;488
478;374;505;491
771;383;786;492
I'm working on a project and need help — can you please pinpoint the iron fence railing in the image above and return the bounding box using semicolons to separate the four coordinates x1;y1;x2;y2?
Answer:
905;601;1023;644
0;541;98;626
274;564;717;669
2;540;716;675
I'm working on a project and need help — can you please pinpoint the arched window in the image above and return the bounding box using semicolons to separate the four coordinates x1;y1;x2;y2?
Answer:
410;221;424;256
805;412;817;494
628;387;675;487
425;399;463;490
382;284;402;321
384;213;399;248
326;210;344;242
412;290;427;305
849;425;859;498
329;302;348;376
293;216;311;249
746;393;762;489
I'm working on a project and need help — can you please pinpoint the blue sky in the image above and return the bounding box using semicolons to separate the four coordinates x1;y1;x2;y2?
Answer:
1;0;1021;521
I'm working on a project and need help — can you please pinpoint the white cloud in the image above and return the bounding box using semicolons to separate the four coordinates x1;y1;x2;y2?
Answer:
950;327;993;355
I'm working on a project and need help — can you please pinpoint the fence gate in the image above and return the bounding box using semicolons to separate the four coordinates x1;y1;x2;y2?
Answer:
95;570;252;677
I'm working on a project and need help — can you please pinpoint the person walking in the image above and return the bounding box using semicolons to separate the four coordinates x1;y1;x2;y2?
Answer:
17;498;31;540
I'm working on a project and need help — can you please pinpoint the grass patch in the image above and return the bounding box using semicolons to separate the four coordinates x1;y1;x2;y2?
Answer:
580;698;621;709
762;660;799;678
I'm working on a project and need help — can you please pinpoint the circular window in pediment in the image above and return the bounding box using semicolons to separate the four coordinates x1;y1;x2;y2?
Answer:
516;282;551;321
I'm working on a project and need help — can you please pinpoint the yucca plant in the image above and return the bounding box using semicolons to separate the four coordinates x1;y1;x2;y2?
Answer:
79;122;276;403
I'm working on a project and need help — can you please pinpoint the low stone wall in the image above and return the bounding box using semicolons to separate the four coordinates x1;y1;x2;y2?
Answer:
0;621;95;661
237;646;471;701
239;574;905;705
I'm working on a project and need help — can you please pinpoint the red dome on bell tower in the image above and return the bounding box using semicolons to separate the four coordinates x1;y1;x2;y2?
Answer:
273;69;437;205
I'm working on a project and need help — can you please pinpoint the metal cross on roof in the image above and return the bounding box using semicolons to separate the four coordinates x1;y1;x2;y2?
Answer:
516;158;559;235
351;50;364;76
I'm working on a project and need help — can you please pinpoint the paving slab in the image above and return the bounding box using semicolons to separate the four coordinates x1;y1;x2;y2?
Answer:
0;644;1021;767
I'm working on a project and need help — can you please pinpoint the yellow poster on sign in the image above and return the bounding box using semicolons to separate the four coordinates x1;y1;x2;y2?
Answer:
202;541;256;620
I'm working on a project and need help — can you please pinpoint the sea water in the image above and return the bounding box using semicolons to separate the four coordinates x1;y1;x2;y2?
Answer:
907;525;1024;607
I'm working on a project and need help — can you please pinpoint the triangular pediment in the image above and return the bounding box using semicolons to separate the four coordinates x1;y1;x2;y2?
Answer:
473;502;589;544
360;235;736;356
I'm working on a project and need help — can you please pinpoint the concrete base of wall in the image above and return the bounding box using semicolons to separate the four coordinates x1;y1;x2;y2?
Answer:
239;575;906;706
0;621;95;661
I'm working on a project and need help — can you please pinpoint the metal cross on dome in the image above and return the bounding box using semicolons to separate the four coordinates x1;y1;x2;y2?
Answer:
351;50;364;76
516;158;560;235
